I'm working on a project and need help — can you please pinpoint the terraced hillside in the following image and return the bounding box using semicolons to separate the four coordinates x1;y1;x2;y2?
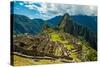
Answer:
12;27;97;66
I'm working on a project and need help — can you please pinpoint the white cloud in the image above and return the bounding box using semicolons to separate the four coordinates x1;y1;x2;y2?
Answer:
44;4;97;16
25;4;38;10
19;3;24;6
22;2;97;19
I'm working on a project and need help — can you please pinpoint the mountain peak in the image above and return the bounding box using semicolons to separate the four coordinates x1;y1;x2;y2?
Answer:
63;13;70;18
58;13;71;32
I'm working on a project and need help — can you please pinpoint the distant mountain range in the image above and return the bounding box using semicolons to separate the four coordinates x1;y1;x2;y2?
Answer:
12;14;45;35
11;14;97;50
12;14;97;34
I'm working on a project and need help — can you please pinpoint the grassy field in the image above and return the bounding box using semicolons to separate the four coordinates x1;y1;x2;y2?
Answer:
13;55;64;66
13;55;33;66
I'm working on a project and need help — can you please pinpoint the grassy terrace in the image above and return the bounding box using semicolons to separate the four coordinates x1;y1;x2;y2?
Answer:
49;32;81;61
13;55;33;66
13;54;65;66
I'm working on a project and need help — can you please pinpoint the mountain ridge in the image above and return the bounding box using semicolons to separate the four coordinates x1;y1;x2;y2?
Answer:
12;13;97;50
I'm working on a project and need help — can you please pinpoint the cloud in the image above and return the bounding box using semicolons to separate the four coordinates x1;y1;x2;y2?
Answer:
44;4;97;16
19;2;97;20
19;2;24;6
25;4;37;10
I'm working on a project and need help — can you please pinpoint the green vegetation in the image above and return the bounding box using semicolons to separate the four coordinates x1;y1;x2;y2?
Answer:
50;32;62;41
12;13;97;66
13;54;64;66
13;55;33;66
50;32;74;50
66;45;74;50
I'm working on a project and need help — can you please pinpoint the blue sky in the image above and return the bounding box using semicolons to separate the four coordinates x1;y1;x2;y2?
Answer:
11;1;97;20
